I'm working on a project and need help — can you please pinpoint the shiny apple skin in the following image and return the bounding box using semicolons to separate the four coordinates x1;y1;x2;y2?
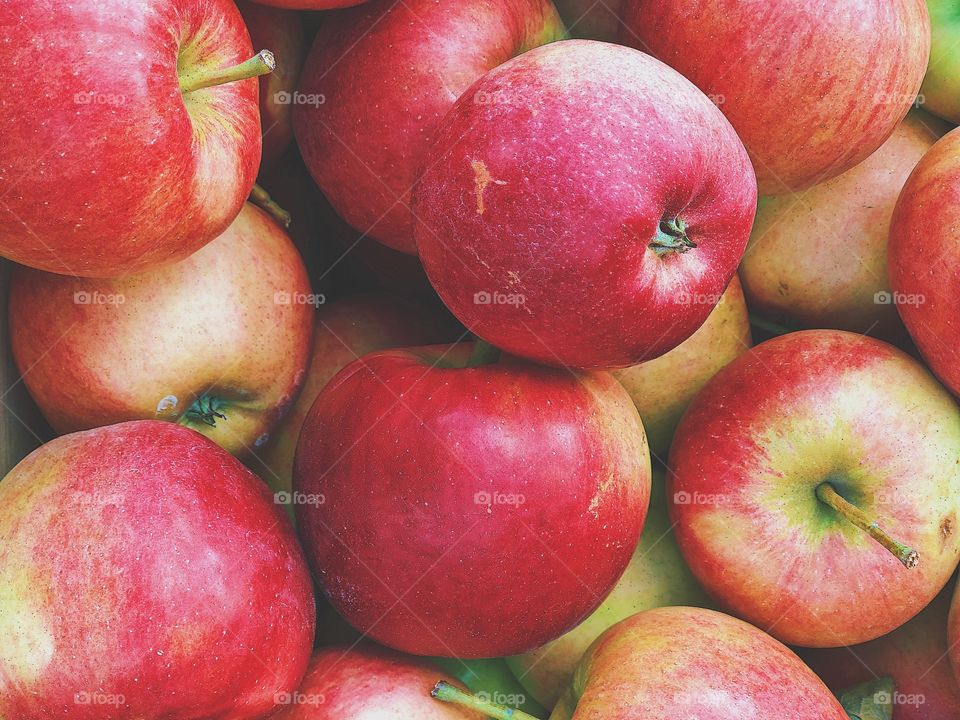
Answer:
550;607;846;719
920;0;960;123
889;126;960;398
294;345;651;657
9;203;313;458
742;109;950;340
293;0;566;254
669;330;960;647
414;40;756;370
554;0;623;40
0;0;262;277
0;421;315;720
621;0;930;195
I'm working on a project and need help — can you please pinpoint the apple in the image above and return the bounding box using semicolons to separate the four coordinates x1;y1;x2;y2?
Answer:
613;275;751;461
414;40;756;370
293;0;566;254
801;587;960;719
506;469;711;710
431;657;547;717
888;126;960;398
742;109;950;342
554;0;624;41
920;0;960;123
237;0;306;169
620;0;930;196
272;643;481;719
9;202;313;459
0;420;315;719
294;342;651;657
0;0;273;277
669;329;960;647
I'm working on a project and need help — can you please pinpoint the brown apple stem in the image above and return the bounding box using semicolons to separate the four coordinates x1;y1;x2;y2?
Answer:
650;216;696;256
815;483;919;569
180;49;276;93
467;339;501;367
431;681;543;720
249;184;291;228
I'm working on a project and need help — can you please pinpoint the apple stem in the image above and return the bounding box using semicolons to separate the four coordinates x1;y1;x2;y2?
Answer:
650;216;697;256
185;394;227;428
431;681;543;720
180;49;276;94
249;184;292;228
816;483;919;569
467;339;501;367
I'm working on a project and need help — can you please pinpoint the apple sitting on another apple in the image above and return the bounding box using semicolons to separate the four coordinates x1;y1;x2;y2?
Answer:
293;0;566;254
0;421;315;720
295;342;651;657
414;40;756;370
669;329;960;647
920;0;960;123
9;203;313;458
620;0;930;196
554;0;624;41
0;0;272;277
741;109;950;342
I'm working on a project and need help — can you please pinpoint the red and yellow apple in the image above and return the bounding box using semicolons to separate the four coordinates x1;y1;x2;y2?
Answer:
920;0;960;123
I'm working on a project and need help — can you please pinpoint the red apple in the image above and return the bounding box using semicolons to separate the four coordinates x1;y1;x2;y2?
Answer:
0;0;272;277
888;126;960;398
237;1;306;169
742;109;950;341
9;203;313;458
554;0;624;41
294;342;651;657
293;0;566;254
620;0;930;195
0;420;315;719
669;330;960;647
414;40;756;370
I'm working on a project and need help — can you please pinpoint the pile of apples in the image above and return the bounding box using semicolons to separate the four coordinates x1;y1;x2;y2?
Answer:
3;0;960;718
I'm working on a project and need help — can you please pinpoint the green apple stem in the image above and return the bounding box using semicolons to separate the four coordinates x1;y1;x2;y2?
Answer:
649;216;696;256
467;338;501;367
815;483;919;569
180;50;276;94
185;394;227;428
249;184;292;228
431;681;543;720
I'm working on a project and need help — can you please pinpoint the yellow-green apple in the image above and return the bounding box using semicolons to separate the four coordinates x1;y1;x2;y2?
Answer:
669;330;960;647
0;0;272;277
414;40;756;370
888;127;960;397
554;0;623;41
237;0;306;168
621;0;930;196
920;0;960;123
272;643;481;719
9;203;313;458
742;109;950;341
613;275;750;461
802;587;960;719
293;0;566;254
0;420;315;719
294;342;651;657
506;470;711;710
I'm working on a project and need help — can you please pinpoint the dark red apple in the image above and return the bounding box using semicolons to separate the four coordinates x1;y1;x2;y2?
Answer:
0;421;315;719
414;40;756;370
294;343;650;657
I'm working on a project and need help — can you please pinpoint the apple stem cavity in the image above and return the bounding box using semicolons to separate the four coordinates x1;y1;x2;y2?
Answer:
467;338;502;367
431;681;543;720
249;184;292;228
815;483;919;569
180;49;276;94
650;216;697;256
186;394;227;428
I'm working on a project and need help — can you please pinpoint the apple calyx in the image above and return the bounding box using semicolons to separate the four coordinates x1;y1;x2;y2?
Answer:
466;339;502;368
431;681;543;720
179;50;276;94
185;394;228;428
815;483;919;569
650;216;697;256
250;184;292;228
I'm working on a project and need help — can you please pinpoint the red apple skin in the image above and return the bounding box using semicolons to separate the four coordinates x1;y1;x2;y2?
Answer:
554;0;623;41
293;0;566;254
551;607;846;719
620;0;930;195
414;40;756;370
0;0;262;277
889;126;960;398
9;203;313;459
272;643;481;719
294;344;651;657
237;0;306;168
801;588;960;720
669;330;960;647
0;421;315;720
